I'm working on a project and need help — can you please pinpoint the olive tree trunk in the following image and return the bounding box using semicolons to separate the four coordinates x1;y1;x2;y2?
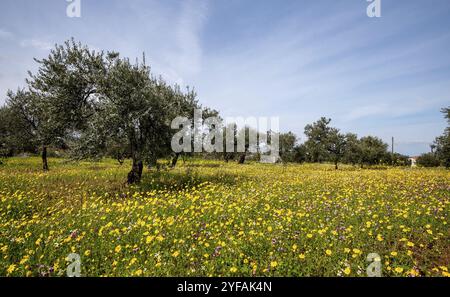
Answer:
238;152;246;164
127;159;143;184
171;153;180;168
42;145;49;171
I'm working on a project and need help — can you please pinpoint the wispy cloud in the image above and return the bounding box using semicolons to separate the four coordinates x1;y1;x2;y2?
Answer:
19;39;53;51
160;0;208;85
344;104;390;121
177;1;207;69
0;28;13;39
98;0;209;86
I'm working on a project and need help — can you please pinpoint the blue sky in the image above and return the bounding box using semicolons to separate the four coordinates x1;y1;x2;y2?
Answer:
1;0;449;155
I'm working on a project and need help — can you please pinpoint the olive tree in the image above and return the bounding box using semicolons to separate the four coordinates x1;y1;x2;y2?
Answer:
327;128;346;169
358;136;388;167
304;117;333;162
434;107;450;168
6;39;105;170
6;89;62;170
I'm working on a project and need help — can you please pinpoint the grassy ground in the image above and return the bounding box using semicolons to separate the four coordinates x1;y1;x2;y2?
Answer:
0;157;449;276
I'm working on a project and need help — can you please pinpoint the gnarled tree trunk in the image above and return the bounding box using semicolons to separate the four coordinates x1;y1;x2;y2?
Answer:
127;135;144;184
117;152;125;165
42;145;49;171
127;159;143;184
238;152;246;164
238;146;249;164
171;153;180;168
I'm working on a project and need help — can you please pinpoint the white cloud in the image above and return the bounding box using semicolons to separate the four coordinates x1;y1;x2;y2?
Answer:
0;28;13;39
344;104;390;121
20;39;53;51
99;0;208;88
159;0;208;85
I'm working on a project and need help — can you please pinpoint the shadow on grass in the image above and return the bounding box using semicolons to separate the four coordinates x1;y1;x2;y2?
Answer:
179;163;222;168
135;167;242;192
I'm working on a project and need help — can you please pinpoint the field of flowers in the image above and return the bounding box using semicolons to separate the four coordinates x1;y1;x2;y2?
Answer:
0;157;449;277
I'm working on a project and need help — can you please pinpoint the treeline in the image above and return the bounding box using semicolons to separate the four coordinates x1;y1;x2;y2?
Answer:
276;109;449;169
415;107;450;168
277;118;410;169
0;39;449;179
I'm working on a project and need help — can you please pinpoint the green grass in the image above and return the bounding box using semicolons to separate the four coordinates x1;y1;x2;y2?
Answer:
0;157;449;277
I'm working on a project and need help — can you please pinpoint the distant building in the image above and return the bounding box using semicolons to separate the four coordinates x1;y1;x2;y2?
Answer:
408;156;419;167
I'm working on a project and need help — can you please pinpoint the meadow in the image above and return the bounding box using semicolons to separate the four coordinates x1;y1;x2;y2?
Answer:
0;157;449;277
